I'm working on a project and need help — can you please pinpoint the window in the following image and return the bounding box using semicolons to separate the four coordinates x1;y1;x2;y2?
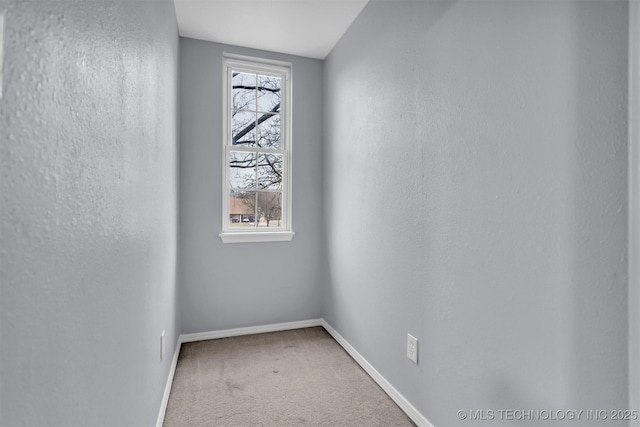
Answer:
220;57;294;243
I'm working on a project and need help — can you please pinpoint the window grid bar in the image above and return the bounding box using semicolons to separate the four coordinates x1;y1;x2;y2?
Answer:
227;146;286;155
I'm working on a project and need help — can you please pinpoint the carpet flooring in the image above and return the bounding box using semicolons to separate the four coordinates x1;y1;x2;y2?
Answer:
163;327;416;426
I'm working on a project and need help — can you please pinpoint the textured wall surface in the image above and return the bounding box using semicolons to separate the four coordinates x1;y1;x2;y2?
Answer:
323;1;628;426
179;39;323;334
0;1;179;425
630;1;640;422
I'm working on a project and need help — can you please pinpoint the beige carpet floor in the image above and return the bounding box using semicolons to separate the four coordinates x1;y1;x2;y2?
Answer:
163;327;416;426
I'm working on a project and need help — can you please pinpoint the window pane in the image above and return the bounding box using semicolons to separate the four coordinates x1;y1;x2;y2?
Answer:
231;111;256;146
256;75;281;113
223;59;291;237
232;72;256;113
229;151;256;190
257;153;283;190
229;190;256;227
257;114;281;149
257;192;282;228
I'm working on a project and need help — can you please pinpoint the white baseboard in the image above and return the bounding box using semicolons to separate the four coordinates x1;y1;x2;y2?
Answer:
156;318;432;427
156;336;182;427
321;320;434;427
180;318;323;343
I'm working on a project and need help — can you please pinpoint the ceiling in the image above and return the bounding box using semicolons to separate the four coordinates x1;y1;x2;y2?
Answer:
173;0;369;60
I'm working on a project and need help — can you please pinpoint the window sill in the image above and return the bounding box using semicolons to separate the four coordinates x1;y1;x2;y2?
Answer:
219;231;295;244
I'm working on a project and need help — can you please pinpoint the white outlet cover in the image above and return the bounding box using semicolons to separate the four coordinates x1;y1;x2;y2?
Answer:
407;334;418;364
161;331;165;361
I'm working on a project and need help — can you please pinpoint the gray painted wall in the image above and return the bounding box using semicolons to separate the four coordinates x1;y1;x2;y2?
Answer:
630;1;640;423
179;38;323;334
323;1;629;426
0;1;179;425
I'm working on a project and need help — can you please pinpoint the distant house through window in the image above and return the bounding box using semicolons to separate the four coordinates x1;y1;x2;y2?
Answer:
220;57;294;243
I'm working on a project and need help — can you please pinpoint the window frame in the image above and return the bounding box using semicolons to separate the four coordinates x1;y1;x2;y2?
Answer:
219;56;294;243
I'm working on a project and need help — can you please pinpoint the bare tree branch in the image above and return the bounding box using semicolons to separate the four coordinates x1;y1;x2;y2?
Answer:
232;85;280;94
232;103;280;145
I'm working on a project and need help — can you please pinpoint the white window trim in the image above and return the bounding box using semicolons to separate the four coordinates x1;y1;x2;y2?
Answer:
219;56;294;244
220;231;294;244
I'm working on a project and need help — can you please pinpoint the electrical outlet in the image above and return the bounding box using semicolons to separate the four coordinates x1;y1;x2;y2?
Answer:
160;330;165;361
407;334;418;364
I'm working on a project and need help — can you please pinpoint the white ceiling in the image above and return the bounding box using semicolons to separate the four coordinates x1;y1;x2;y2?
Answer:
173;0;369;59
